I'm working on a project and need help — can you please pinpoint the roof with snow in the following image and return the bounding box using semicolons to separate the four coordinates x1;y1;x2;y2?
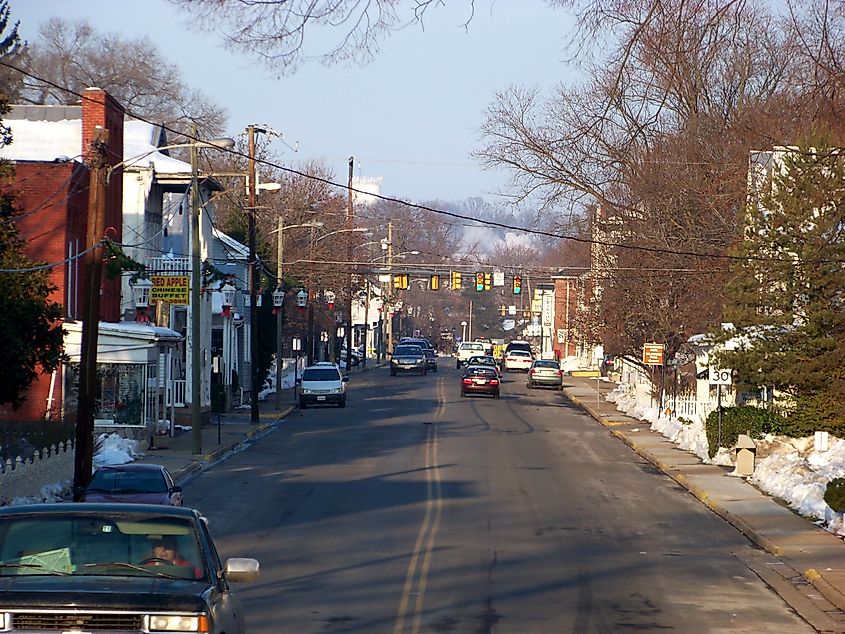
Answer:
0;105;191;175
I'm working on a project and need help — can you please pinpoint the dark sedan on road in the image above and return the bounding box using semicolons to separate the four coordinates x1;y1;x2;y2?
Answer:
461;365;501;398
423;348;438;372
390;344;428;376
82;463;183;506
0;503;259;634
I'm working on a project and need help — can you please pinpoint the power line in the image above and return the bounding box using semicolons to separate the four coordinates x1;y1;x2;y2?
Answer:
1;60;838;266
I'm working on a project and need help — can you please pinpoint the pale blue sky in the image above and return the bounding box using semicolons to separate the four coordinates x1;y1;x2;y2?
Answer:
11;1;578;203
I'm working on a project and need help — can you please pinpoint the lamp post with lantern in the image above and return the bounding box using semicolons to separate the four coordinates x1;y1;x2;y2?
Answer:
219;281;236;413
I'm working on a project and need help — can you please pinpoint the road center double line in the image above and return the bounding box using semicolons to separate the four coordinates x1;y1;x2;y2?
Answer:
394;377;445;634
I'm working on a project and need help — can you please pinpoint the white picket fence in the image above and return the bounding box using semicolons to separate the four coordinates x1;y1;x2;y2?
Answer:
0;441;74;505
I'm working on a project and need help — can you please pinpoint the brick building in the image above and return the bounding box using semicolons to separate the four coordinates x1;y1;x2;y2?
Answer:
0;89;124;421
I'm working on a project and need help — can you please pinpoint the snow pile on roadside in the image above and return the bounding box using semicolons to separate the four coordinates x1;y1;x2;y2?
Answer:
9;433;140;507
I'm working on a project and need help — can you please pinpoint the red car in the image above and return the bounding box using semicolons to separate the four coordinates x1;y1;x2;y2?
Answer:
82;463;183;506
461;365;501;399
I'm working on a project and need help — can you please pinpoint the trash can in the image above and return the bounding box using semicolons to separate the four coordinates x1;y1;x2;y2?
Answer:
735;434;757;476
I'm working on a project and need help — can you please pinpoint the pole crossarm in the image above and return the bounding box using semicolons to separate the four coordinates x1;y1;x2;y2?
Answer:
105;139;235;185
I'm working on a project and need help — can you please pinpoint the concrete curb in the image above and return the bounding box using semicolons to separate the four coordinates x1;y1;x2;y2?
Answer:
565;389;845;614
172;404;297;482
565;392;788;556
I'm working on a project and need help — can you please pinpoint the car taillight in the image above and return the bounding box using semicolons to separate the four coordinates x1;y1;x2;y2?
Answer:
490;379;499;385
462;378;472;384
530;368;536;374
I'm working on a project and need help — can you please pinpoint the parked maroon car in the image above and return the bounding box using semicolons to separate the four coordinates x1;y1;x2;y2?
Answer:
82;463;183;506
460;365;501;399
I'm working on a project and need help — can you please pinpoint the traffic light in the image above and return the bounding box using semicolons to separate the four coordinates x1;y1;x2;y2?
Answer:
430;274;440;290
484;273;492;291
512;275;522;295
393;274;409;290
475;272;484;292
451;271;462;290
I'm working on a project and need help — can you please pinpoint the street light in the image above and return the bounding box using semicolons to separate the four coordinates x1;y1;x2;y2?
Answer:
313;226;369;244
272;220;323;410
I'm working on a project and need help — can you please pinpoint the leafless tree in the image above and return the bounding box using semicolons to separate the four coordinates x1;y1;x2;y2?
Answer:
168;0;478;74
18;18;226;138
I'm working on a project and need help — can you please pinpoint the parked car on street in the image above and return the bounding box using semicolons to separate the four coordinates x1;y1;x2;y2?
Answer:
0;503;259;634
298;362;348;408
422;348;438;372
527;359;564;390
390;344;428;376
81;463;182;506
502;349;534;372
460;365;501;398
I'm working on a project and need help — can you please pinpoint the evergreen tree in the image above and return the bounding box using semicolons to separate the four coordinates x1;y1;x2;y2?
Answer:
0;10;66;411
720;142;845;433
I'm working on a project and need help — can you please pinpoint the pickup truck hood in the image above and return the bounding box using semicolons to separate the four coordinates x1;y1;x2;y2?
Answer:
0;575;211;611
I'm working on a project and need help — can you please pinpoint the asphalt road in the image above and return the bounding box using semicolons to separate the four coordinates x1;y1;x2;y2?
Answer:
186;363;813;633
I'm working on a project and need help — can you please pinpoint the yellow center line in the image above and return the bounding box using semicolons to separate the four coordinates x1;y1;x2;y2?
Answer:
394;425;435;634
394;375;446;633
412;425;442;633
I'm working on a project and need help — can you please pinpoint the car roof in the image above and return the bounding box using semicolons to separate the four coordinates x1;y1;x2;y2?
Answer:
93;463;168;473
0;502;199;518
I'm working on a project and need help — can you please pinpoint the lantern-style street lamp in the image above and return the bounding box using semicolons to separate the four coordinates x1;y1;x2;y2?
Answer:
296;289;308;308
131;277;154;324
220;281;236;318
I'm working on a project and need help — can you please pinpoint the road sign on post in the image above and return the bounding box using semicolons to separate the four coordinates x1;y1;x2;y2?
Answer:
709;367;732;385
642;343;664;365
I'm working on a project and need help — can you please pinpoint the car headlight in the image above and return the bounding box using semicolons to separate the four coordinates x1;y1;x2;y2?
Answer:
301;388;312;394
147;614;209;632
331;387;342;394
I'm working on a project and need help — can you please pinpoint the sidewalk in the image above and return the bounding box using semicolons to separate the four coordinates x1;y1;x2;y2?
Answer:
563;376;845;630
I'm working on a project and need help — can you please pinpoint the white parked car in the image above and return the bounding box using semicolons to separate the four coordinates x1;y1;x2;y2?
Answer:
502;349;533;372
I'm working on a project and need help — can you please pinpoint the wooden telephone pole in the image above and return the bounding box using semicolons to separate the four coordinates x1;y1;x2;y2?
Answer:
73;127;109;500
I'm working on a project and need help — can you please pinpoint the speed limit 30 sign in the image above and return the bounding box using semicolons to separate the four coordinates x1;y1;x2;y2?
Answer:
709;367;732;385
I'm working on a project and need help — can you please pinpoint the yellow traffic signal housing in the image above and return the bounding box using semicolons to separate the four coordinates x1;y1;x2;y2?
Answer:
393;274;409;290
430;275;440;290
483;273;492;291
451;271;462;290
513;275;522;295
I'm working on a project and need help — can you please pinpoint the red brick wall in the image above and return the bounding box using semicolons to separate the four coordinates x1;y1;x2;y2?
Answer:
0;88;126;420
81;87;124;322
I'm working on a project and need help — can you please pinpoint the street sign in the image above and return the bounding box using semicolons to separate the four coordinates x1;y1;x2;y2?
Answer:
493;270;505;287
642;343;664;365
150;275;189;304
709;366;733;385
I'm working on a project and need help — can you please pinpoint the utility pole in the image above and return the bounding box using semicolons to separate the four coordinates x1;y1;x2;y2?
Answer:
275;217;285;410
386;221;394;355
73;127;108;500
345;156;354;372
190;124;203;455
248;125;260;424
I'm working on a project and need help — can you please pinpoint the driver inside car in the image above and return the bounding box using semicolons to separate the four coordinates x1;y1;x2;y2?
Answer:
144;536;202;578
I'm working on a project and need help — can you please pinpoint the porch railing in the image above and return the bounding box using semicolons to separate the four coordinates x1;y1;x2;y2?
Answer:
167;380;187;408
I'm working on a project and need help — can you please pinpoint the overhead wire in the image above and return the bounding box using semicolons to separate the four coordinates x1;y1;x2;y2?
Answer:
2;59;837;268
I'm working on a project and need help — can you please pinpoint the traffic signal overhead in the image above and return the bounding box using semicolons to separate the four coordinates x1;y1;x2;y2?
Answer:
475;272;484;292
451;271;462;290
513;275;522;295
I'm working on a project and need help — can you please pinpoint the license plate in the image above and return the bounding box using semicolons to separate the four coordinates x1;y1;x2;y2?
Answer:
474;379;487;384
317;395;326;401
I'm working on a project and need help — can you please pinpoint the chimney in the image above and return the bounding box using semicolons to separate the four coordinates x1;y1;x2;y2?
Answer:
81;87;126;322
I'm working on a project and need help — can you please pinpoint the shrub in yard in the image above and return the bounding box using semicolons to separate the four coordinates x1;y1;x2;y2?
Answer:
824;478;845;513
705;405;789;458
